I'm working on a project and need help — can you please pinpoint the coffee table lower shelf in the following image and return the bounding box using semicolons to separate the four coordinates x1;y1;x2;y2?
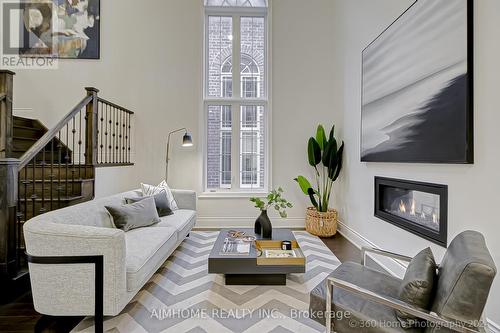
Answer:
225;274;286;285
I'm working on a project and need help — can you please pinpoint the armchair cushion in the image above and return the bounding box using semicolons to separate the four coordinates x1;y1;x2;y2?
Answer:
310;262;423;333
429;231;496;332
397;247;436;327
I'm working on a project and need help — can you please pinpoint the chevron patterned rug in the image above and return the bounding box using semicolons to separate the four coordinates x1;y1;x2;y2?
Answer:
73;231;340;333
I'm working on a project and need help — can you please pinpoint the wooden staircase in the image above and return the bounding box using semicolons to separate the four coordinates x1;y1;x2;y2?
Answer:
14;116;95;222
0;70;134;282
12;116;72;162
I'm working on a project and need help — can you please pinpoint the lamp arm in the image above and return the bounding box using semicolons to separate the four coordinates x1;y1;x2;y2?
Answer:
166;128;188;181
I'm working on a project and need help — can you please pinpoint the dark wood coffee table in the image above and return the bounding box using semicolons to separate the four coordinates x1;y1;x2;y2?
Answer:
208;228;306;285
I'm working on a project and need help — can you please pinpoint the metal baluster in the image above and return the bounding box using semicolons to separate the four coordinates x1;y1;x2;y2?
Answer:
57;131;62;208
100;102;104;164
115;107;119;163
79;111;82;179
40;147;46;215
31;157;36;219
119;110;122;163
125;112;129;163
111;106;115;163
16;173;22;270
72;117;76;195
128;113;131;163
23;167;28;223
122;111;126;163
108;105;112;164
50;139;54;211
104;104;109;163
65;124;69;198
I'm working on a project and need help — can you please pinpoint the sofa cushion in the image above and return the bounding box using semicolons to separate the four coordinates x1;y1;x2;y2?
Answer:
106;197;161;232
125;190;173;217
125;227;177;291
142;181;178;210
154;209;196;235
397;247;436;327
310;262;423;333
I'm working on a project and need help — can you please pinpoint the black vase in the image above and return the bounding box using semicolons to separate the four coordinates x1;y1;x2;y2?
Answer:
255;210;272;239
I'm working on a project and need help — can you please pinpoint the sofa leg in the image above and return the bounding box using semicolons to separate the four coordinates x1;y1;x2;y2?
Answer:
95;314;104;333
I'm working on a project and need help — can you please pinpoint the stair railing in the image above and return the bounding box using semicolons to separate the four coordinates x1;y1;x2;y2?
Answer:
0;70;135;278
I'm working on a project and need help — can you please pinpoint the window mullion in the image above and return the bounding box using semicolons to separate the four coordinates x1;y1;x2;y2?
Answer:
232;14;241;99
232;102;241;190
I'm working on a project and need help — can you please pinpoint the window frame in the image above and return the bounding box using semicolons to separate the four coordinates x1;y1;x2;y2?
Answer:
202;5;270;197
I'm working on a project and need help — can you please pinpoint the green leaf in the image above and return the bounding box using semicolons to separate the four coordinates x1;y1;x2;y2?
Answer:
307;137;322;166
329;125;335;142
316;125;327;151
307;188;319;210
332;142;344;181
295;176;312;195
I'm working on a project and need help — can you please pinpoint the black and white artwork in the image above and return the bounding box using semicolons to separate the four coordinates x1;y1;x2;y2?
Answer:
361;0;473;163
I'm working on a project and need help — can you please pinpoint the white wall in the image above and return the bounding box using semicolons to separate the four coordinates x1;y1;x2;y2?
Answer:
332;0;500;326
12;0;341;227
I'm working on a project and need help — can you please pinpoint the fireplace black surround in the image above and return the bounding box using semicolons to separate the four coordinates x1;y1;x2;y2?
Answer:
375;177;448;247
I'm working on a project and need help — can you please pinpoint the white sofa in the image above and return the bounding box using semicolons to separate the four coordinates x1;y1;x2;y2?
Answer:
23;189;196;317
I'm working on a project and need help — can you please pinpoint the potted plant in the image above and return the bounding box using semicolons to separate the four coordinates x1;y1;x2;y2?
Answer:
250;188;293;239
295;125;344;237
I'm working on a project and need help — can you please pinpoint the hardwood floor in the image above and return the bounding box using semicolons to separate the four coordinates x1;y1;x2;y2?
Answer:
0;232;382;333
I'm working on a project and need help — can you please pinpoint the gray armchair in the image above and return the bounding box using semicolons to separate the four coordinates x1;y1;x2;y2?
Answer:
310;231;496;333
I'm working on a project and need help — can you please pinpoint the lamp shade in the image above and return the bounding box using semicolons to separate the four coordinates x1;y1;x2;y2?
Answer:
182;133;193;147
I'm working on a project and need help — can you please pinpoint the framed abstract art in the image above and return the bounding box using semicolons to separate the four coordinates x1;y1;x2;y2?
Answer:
361;0;473;163
19;0;100;59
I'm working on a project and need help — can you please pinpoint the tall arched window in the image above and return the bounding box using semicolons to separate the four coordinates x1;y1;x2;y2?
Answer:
204;3;268;193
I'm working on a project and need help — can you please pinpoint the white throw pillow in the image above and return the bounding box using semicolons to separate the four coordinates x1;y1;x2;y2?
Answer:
141;180;178;210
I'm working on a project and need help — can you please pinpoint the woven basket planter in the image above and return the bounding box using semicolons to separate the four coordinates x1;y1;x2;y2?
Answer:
305;207;338;237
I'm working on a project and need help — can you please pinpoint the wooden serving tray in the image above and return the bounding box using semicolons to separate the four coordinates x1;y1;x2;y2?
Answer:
255;240;306;266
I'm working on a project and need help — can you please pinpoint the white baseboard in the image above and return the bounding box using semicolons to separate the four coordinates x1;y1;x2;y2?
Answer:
196;216;305;229
336;220;407;278
337;221;499;333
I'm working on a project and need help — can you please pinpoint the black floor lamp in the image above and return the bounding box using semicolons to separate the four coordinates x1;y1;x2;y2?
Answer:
166;128;193;182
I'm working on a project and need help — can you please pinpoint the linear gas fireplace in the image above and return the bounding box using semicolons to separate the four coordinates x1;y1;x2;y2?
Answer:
375;177;448;247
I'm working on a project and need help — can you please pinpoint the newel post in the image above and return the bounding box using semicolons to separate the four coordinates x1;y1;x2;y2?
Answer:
0;70;15;159
0;70;18;277
0;158;20;277
85;87;99;165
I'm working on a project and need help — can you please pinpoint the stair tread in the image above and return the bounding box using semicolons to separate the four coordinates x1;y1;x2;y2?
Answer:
13;136;38;141
13;124;43;130
19;195;84;202
27;178;95;183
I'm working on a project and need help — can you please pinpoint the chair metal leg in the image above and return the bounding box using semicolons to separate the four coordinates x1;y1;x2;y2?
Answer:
326;278;332;333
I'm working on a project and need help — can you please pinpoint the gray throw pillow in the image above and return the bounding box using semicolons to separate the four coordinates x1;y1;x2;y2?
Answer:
125;190;173;217
396;247;437;328
105;197;160;232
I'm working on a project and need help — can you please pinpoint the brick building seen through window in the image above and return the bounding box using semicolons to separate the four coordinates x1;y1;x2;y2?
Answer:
205;3;268;192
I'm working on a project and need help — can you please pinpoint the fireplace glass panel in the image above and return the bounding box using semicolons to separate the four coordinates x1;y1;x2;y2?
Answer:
380;185;440;232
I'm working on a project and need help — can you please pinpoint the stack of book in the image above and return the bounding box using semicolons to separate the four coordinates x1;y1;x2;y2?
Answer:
220;238;251;255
